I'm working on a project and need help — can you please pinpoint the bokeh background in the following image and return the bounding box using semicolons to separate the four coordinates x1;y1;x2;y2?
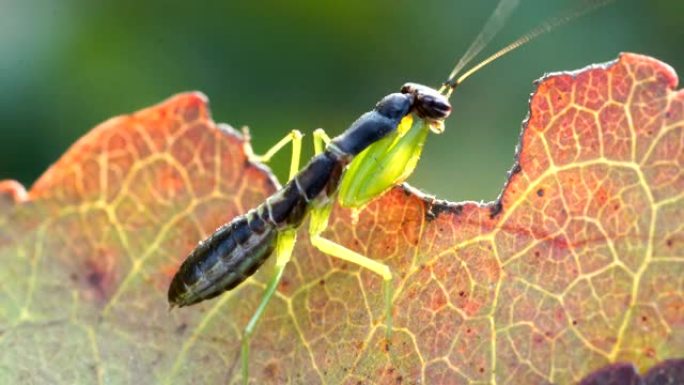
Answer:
1;0;682;203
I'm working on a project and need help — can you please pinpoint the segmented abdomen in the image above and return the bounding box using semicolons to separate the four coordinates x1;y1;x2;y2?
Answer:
168;151;343;307
168;210;277;307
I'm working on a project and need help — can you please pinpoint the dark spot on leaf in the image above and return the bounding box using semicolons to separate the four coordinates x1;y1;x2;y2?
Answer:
536;188;544;197
175;323;187;335
511;163;522;175
572;320;578;326
534;251;541;258
263;362;279;380
396;375;403;383
479;367;485;374
87;270;103;287
426;201;463;221
400;184;412;196
642;316;648;322
666;239;673;247
489;202;503;219
427;212;436;222
459;291;466;297
319;279;325;286
82;257;114;302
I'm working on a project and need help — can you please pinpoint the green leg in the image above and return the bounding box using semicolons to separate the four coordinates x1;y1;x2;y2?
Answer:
246;129;303;180
308;204;394;338
313;128;332;155
241;230;296;384
240;130;305;384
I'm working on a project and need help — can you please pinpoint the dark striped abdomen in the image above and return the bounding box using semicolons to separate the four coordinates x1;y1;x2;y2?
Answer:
168;152;343;307
168;210;277;307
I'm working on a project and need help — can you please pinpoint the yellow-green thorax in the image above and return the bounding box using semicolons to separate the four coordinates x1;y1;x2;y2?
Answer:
337;114;437;208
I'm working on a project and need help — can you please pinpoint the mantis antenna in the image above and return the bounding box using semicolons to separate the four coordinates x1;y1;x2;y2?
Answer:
441;0;615;97
446;0;521;87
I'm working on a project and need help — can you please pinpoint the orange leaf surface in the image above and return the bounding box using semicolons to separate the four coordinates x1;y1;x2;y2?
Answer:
0;53;682;384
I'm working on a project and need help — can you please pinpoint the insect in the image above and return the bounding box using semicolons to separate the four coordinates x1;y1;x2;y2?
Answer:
168;0;611;382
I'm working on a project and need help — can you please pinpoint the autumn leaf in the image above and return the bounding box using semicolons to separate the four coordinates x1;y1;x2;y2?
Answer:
0;53;682;385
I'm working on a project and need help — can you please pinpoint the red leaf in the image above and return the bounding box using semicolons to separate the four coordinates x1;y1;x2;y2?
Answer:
0;53;682;384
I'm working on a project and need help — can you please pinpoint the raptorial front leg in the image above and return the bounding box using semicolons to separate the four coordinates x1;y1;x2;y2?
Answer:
240;229;297;385
245;128;303;180
308;204;394;337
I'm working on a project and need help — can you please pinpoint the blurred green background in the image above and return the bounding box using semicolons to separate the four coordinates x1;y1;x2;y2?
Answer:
1;0;682;202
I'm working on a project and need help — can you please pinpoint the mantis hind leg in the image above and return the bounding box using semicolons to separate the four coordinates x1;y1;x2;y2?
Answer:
239;130;303;383
240;230;296;384
308;203;394;338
